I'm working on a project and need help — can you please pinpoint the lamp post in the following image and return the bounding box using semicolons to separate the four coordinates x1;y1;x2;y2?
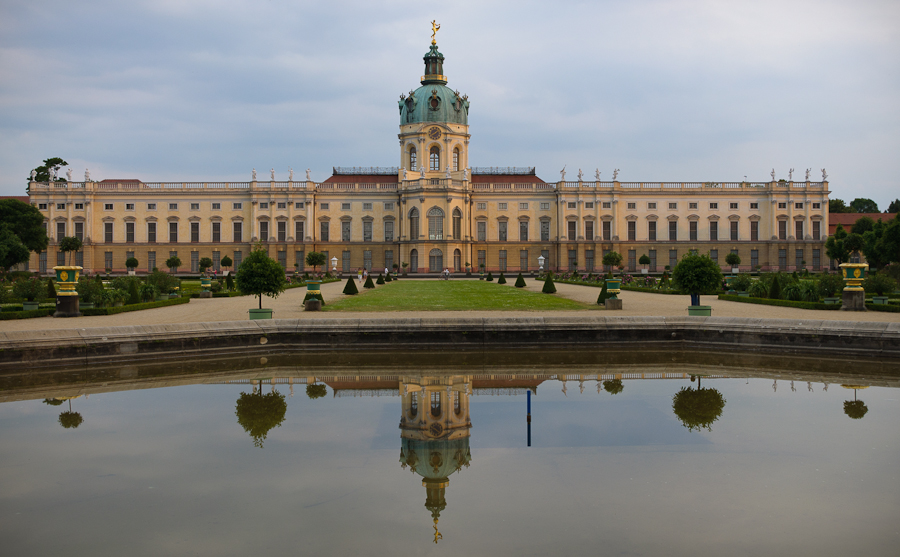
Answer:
331;256;338;274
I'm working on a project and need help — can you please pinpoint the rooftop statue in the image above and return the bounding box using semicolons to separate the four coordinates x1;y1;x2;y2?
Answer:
595;169;601;180
806;168;811;181
613;168;619;180
577;169;583;181
270;168;275;180
788;168;794;181
252;168;257;180
431;20;440;45
85;169;90;181
66;169;72;182
31;169;36;181
559;165;566;181
306;168;311;180
771;168;776;180
289;168;293;181
821;168;828;181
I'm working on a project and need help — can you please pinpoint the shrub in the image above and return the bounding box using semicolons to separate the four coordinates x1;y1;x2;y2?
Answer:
220;255;233;269
782;282;801;301
127;279;141;304
376;274;384;285
498;273;506;284
597;280;609;305
225;273;235;291
306;384;327;399
77;276;104;304
13;277;45;301
602;251;623;269
235;245;288;309
725;252;741;267
147;269;179;294
748;280;768;298
671;253;723;296
342;276;359;295
363;276;375;289
799;280;820;302
732;274;752;291
864;272;897;296
542;273;557;294
514;273;526;288
768;275;782;299
139;284;158;302
816;272;842;298
125;256;139;270
486;272;494;282
385;273;392;282
199;257;213;274
303;291;325;305
638;254;651;266
46;279;56;298
165;256;182;271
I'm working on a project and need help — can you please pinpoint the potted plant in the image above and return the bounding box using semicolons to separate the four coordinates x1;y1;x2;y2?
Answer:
221;255;233;276
725;252;741;274
818;272;843;304
671;252;723;316
13;277;44;311
465;262;471;277
638;254;650;274
864;273;897;305
125;256;139;276
199;257;214;293
601;251;623;298
478;263;485;280
165;255;182;274
236;244;287;319
401;261;409;276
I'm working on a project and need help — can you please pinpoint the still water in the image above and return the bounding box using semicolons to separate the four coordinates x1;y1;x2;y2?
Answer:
1;350;898;556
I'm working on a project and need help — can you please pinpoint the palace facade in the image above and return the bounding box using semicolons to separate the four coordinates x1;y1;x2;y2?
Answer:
26;37;830;275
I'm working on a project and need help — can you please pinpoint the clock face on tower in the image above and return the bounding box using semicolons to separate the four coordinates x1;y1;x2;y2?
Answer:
428;127;441;140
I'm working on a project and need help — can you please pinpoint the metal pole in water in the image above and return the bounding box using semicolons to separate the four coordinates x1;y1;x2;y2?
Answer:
527;389;531;447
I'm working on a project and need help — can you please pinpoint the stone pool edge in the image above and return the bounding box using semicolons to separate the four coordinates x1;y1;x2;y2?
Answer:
1;316;898;369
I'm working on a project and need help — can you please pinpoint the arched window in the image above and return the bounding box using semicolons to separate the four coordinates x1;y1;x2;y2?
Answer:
430;146;440;171
410;249;418;273
409;147;417;171
452;208;462;239
453;148;460;172
409;207;419;239
453;248;461;272
409;392;418;419
429;248;443;272
427;207;444;240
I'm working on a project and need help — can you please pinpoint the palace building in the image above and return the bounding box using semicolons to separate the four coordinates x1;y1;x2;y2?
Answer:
25;34;830;275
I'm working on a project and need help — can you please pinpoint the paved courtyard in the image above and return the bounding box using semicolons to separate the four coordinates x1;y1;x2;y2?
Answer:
2;278;897;332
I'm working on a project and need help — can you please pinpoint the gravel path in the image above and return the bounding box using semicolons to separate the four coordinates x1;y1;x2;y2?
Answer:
1;278;896;332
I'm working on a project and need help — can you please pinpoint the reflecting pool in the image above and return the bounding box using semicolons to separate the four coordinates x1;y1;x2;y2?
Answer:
1;350;898;556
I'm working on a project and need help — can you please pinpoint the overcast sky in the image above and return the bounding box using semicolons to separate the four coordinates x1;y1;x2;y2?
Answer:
1;0;897;208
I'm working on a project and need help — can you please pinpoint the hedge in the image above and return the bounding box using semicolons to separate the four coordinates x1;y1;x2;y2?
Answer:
81;296;190;316
0;308;55;320
620;286;685;295
865;303;900;313
717;294;841;311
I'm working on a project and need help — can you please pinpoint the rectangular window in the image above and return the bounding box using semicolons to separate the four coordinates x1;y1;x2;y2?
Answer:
585;250;594;272
541;221;550;242
568;249;577;271
627;221;636;241
585;221;594;240
74;203;84;210
363;250;372;270
191;222;199;243
126;203;135;211
669;249;678;269
362;202;372;211
213;250;220;271
169;222;178;242
710;249;718;264
688;221;697;241
277;221;287;242
778;202;787;209
341;221;351;241
233;250;242;270
191;203;200;210
566;202;575;209
277;202;286;209
709;203;718;210
126;222;135;243
729;203;738;210
750;221;759;241
277;250;287;269
751;249;758;269
520;249;529;271
148;203;157;210
39;203;47;210
320;203;329;210
384;221;394;242
191;251;199;273
812;203;821;210
74;222;84;241
477;221;486;241
567;221;576;241
296;221;305;241
648;221;656;241
104;222;113;243
778;221;787;240
795;220;803;239
320;221;329;242
730;221;739;241
709;221;718;241
519;221;528;241
384;202;393;210
585;202;594;209
627;203;636;210
477;250;486;269
541;202;551;210
233;203;242;210
795;203;804;210
796;249;804;268
649;249;657;272
260;221;269;242
296;202;305;209
628;249;636;272
105;203;114;211
105;251;113;270
668;203;677;210
812;249;821;271
602;221;611;241
477;202;486;210
671;221;679;241
519;202;529;210
384;250;393;271
363;221;373;242
233;222;242;243
750;202;758;210
779;249;787;269
212;222;221;242
341;203;351;211
169;203;177;210
148;222;157;243
812;221;820;240
56;251;64;267
499;250;507;272
259;202;269;210
296;251;305;272
687;202;696;210
56;222;66;239
498;221;508;241
148;251;156;272
499;203;508;210
212;203;221;210
648;202;657;210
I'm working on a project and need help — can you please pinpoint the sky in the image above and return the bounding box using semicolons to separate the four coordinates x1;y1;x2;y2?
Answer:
1;0;898;209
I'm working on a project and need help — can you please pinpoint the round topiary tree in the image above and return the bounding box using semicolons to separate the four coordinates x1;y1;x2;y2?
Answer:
638;254;651;269
165;256;182;273
125;256;139;271
514;273;526;288
235;245;287;309
725;252;741;268
542;273;557;294
671;252;723;306
199;257;213;275
843;400;868;420
602;251;623;272
221;255;233;271
342;276;359;295
305;251;326;273
58;236;83;266
602;379;624;395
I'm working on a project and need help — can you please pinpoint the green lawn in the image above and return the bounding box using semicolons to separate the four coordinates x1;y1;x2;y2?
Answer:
325;279;597;311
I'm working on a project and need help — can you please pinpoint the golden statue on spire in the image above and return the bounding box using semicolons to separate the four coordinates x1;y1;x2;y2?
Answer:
433;518;443;543
431;20;440;44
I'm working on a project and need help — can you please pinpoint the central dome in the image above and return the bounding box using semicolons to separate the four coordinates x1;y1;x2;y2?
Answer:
399;43;469;126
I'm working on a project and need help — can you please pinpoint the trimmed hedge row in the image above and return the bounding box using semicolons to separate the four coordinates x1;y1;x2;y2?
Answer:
81;296;190;316
0;308;55;320
620;286;684;295
717;294;841;311
865;303;900;313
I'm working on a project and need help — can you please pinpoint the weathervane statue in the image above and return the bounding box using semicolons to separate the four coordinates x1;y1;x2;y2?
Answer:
431;20;440;44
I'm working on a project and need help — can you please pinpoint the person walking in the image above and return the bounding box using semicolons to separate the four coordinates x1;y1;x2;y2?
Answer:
357;268;363;282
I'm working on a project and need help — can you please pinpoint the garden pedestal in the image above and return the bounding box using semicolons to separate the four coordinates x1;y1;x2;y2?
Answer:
54;295;82;317
840;290;866;312
198;291;212;298
305;300;322;311
605;299;623;310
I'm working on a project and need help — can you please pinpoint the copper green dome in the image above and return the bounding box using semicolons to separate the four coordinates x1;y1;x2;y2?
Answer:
399;43;469;126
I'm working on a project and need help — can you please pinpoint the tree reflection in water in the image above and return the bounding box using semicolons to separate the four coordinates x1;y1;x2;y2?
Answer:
602;379;624;395
235;387;287;448
842;385;869;420
672;376;726;432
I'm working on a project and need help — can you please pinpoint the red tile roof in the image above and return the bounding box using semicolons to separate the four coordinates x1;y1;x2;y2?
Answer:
471;174;546;184
1;196;30;203
324;174;398;183
829;213;897;234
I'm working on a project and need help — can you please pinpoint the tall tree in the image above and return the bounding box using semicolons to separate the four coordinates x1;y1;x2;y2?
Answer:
0;199;48;270
825;224;850;265
850;216;875;235
829;199;851;213
850;198;879;213
29;157;69;183
887;199;900;213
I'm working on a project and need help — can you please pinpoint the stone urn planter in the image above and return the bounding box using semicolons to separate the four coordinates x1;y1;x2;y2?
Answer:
688;305;712;316
839;262;868;311
605;278;621;299
249;308;273;319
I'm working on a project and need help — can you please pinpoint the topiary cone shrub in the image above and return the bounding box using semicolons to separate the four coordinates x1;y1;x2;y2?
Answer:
303;291;325;305
385;273;392;282
498;273;506;284
542;273;557;294
363;276;375;289
342;276;359;295
768;275;782;300
514;273;526;288
127;279;141;304
597;280;609;305
486;272;494;282
47;279;56;298
376;274;385;285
